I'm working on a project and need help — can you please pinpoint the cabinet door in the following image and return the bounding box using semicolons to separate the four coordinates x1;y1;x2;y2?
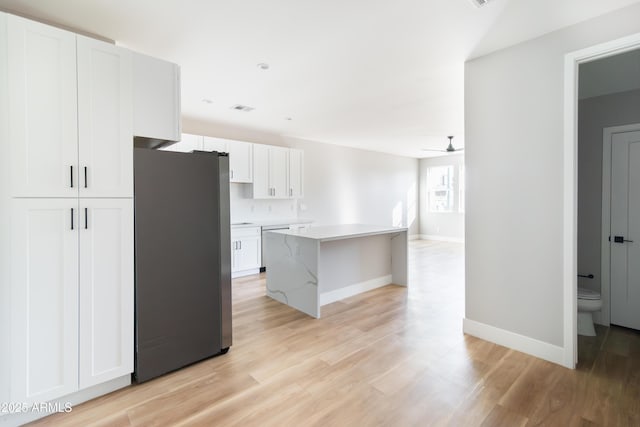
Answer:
289;149;304;198
10;199;79;403
132;52;181;142
79;199;134;389
8;16;78;198
252;144;270;198
235;236;262;271
203;136;228;153
228;140;253;183
77;36;133;198
270;146;289;198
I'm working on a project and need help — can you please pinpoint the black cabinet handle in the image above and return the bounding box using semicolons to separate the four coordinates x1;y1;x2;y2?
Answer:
70;166;74;188
84;208;88;229
84;167;87;188
70;208;74;230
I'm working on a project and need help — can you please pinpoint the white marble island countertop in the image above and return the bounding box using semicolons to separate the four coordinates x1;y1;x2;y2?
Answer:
231;218;314;228
268;224;408;242
264;223;408;318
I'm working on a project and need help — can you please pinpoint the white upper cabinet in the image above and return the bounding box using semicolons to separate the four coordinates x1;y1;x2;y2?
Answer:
203;136;253;183
228;140;253;183
289;148;304;199
202;136;228;153
270;146;289;198
132;52;181;142
77;36;133;198
252;144;291;199
7;16;133;198
252;144;270;198
8;16;78;198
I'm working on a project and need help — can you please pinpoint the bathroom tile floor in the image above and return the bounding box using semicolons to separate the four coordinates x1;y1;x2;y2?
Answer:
28;240;640;426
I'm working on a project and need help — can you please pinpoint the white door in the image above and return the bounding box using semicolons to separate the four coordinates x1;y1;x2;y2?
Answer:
610;130;640;330
79;199;134;388
228;140;253;183
270;146;289;198
10;199;79;403
8;15;78;198
253;144;270;198
77;36;133;198
289;149;304;198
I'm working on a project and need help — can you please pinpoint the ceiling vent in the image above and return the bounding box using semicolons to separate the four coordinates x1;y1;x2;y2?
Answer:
469;0;492;7
231;104;255;112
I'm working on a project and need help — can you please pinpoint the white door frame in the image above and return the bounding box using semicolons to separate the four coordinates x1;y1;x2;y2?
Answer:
600;124;640;328
564;33;640;368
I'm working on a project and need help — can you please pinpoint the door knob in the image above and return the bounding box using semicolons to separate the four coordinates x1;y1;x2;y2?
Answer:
612;235;634;243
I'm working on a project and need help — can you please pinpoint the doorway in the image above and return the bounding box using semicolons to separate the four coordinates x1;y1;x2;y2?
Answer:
567;38;640;367
565;34;640;367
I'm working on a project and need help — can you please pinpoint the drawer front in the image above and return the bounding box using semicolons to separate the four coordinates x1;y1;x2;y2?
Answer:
231;226;261;238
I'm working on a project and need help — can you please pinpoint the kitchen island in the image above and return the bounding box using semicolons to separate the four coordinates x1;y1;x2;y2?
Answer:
263;224;408;318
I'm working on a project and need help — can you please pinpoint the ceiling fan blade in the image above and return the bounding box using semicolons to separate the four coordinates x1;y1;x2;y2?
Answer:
421;148;446;152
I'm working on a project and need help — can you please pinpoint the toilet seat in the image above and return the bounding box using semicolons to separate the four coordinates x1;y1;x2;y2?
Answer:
578;287;600;300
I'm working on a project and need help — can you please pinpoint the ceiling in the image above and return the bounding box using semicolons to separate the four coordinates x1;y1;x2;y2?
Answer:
1;0;639;158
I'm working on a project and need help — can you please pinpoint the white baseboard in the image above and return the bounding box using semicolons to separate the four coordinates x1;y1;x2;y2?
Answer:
419;234;465;243
320;275;392;306
0;375;130;426
408;234;421;241
462;318;566;367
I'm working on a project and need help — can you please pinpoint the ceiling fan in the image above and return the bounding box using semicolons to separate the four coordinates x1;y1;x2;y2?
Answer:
422;136;464;153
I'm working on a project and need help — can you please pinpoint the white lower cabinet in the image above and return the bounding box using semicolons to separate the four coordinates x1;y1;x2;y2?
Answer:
78;199;134;389
10;199;79;403
10;198;133;402
231;226;261;276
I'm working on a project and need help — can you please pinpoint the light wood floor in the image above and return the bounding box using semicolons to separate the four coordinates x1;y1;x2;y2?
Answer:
29;240;640;426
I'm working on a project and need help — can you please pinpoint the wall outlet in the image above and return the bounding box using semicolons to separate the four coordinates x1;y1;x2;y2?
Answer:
299;203;308;212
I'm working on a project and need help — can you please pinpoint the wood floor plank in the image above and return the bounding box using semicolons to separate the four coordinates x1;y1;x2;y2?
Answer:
25;241;640;427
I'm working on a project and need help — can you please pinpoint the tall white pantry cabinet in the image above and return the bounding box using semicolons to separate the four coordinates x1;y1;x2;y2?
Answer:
0;12;134;409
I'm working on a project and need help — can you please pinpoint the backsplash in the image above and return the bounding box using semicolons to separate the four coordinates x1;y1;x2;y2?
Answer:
229;184;298;222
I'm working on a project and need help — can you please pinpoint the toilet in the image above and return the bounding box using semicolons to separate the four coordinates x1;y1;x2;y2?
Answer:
578;287;602;336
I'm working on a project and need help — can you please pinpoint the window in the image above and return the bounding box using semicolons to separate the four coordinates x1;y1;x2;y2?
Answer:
427;166;454;212
426;164;465;213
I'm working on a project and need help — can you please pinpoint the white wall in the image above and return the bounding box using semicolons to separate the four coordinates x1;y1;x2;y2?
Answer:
419;154;464;241
184;118;420;236
465;3;640;354
0;11;9;405
578;88;640;297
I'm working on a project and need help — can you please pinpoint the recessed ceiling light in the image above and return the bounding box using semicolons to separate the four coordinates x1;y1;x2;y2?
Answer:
231;104;255;112
201;98;213;104
469;0;492;7
257;63;270;70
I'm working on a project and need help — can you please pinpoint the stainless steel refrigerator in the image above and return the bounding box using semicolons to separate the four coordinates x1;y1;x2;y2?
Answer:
133;148;232;383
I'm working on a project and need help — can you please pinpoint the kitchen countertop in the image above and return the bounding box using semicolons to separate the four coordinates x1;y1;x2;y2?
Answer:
267;224;407;242
230;218;314;228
